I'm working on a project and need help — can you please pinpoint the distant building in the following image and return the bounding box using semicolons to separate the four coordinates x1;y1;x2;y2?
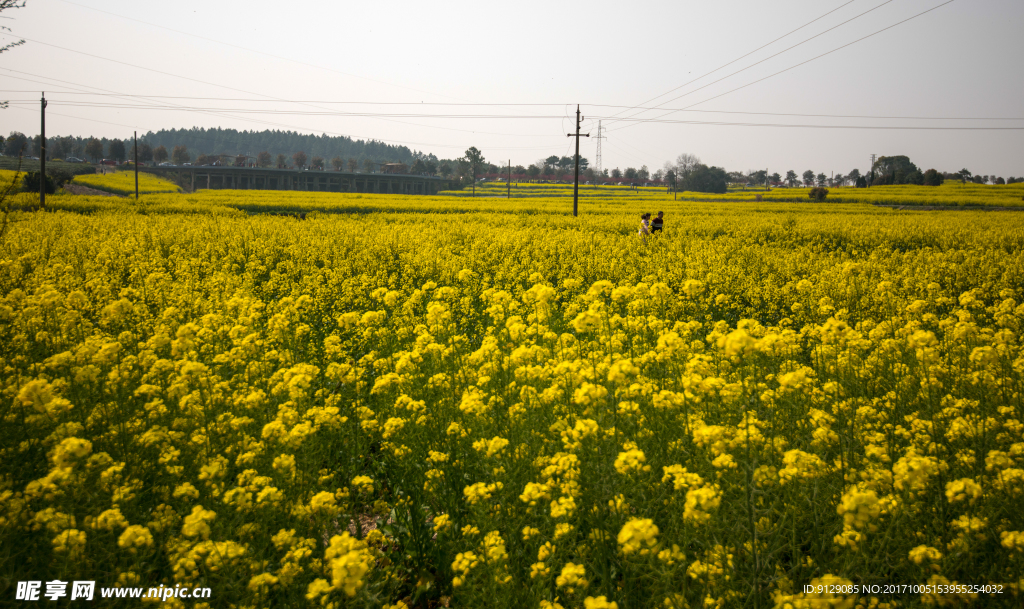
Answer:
381;163;408;174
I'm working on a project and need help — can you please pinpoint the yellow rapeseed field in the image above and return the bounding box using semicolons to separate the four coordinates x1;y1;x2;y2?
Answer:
73;170;181;195
1;186;1022;608
465;180;1024;207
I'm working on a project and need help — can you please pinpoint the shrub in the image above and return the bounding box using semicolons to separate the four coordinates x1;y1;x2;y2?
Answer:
21;169;75;194
680;165;728;194
808;187;829;202
922;169;944;187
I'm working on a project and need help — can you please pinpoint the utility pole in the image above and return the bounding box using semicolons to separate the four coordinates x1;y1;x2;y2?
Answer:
766;167;769;191
134;131;139;200
566;105;590;217
869;154;876;187
40;92;46;208
507;159;511;199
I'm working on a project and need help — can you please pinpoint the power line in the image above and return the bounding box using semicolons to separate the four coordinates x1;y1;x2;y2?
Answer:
4;100;568;119
0;90;567;106
53;0;471;104
3;88;1015;122
610;0;958;133
584;104;1023;122
0;69;561;151
5;37;559;140
604;0;867;125
49;0;565;130
14;98;1018;130
591;116;1021;130
7;103;137;129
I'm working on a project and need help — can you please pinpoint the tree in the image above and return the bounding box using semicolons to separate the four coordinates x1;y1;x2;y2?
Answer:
802;170;815;187
50;137;66;160
85;138;104;162
557;156;573;173
672;153;701;180
816;173;827;187
637;165;650;180
847;168;861;184
462;146;485;195
785;170;798;187
171;145;189;165
258;151;272;168
292;151;307;170
873;155;918;184
363;159;374;173
611;168;622;179
578;157;589;171
545;155;559;170
904;170;924;185
751;170;767;186
809;187;829;202
958;169;972;183
410;159;426;175
995;177;1006;185
439;160;453;178
348;159;358;172
425;160;438;176
63;136;81;158
5;131;28;157
331;156;344;171
109;140;126;163
138;142;153;163
652;169;664;182
770;172;781;186
624;167;637;180
680;164;728;194
276;154;287;169
310;156;325;170
665;170;677;191
153;145;168;164
527;164;540;179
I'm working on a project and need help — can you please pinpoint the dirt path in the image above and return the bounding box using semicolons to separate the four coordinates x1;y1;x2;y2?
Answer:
62;184;122;197
872;204;1024;211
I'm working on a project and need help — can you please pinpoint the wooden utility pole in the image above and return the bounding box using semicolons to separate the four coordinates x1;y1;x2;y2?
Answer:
566;105;590;217
40;92;46;208
507;160;511;199
134;131;139;200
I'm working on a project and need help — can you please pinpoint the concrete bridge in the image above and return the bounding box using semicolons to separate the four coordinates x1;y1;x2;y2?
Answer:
144;165;455;195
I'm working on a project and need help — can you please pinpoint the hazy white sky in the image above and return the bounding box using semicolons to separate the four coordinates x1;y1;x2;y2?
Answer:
1;0;1021;176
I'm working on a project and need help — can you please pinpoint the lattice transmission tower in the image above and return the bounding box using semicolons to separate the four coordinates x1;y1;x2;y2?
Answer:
595;120;607;177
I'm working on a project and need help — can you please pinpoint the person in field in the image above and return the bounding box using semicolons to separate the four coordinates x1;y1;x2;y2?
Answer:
651;211;664;234
638;213;651;242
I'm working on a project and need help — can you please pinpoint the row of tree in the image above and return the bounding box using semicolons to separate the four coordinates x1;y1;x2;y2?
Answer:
0;127;441;170
5;130;1019;189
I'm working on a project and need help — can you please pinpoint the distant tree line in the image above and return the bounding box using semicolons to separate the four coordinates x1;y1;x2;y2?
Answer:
3;130;1020;188
0;127;450;173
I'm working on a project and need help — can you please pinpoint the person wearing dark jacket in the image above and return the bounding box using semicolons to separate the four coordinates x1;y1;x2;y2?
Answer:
651;211;664;233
